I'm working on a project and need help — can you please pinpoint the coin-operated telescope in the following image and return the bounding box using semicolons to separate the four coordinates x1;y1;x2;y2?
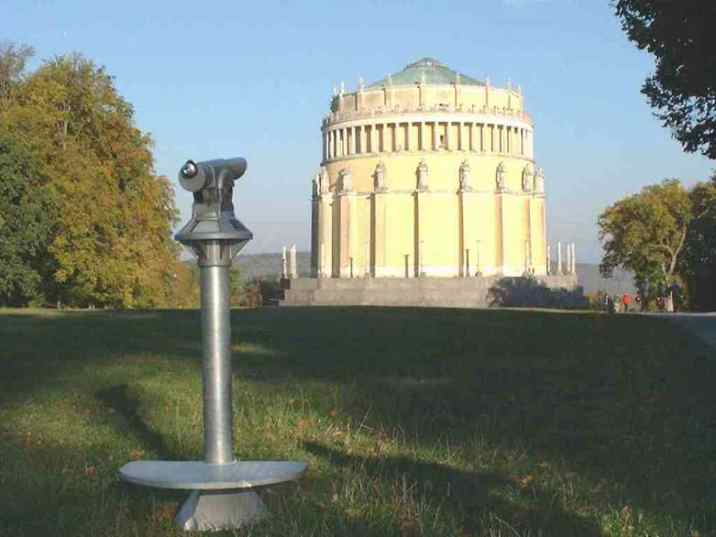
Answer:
119;157;306;532
174;158;253;263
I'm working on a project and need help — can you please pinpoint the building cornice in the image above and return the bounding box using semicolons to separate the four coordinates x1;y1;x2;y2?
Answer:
322;109;533;129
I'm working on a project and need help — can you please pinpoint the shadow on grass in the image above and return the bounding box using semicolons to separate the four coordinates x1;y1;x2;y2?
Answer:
304;441;602;536
96;384;174;460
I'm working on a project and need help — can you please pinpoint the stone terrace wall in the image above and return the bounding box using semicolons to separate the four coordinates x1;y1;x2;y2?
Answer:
281;275;578;309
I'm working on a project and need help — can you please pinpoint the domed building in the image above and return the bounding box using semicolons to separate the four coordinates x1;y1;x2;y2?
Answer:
311;58;545;279
283;58;576;307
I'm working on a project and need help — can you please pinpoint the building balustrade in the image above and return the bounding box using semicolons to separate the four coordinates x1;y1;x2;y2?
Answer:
322;106;532;126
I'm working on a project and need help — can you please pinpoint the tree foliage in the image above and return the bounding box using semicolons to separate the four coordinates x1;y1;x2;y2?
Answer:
679;177;716;310
615;1;716;158
0;41;33;103
598;180;694;305
0;132;54;305
0;45;180;308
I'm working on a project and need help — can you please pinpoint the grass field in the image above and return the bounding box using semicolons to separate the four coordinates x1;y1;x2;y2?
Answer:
1;307;715;536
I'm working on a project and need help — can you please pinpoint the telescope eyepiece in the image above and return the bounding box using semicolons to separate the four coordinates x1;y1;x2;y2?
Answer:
181;160;199;179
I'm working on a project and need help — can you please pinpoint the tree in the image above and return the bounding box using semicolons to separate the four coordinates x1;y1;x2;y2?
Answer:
615;1;716;158
598;180;693;309
0;48;179;308
679;177;716;310
0;132;54;306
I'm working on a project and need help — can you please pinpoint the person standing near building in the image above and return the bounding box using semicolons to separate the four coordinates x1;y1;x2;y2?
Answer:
622;293;632;313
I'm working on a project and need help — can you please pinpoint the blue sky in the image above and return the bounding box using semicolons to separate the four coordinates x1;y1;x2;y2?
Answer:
4;0;714;261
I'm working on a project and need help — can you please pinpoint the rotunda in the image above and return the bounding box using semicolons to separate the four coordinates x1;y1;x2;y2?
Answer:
310;58;547;279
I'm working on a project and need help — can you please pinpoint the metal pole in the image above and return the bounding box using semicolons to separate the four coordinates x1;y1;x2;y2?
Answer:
200;264;234;465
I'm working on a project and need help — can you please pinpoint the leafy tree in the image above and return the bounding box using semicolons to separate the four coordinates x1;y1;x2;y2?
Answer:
0;132;54;306
0;48;179;308
615;1;716;158
598;180;693;308
679;177;716;310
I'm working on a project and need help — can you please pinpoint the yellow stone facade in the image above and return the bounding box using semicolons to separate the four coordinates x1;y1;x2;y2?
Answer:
310;58;547;278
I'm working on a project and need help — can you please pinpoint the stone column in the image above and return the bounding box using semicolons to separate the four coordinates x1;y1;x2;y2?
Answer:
365;240;371;277
497;192;506;274
557;241;562;275
405;123;410;152
289;244;298;279
527;130;534;159
546;243;551;275
281;246;288;279
527;196;533;271
571;243;576;274
319;194;332;277
432;122;438;150
372;191;387;277
349;193;358;276
350;126;356;155
311;193;319;277
479;124;485;152
445;122;451;150
420;122;427;151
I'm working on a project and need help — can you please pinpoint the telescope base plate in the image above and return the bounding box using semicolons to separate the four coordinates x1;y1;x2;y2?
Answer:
119;460;307;490
119;460;307;532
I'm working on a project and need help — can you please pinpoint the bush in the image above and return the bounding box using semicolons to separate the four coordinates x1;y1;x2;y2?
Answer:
232;277;283;308
488;277;589;309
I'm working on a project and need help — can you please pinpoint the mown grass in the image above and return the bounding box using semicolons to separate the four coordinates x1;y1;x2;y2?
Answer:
1;307;714;536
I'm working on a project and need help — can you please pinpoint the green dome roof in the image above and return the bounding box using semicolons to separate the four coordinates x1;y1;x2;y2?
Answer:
367;58;483;89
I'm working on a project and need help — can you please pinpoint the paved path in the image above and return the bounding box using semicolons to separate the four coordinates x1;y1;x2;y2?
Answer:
648;312;716;350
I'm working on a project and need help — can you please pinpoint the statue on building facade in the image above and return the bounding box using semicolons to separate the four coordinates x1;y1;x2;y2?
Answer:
312;172;320;198
459;160;472;191
319;166;329;194
522;165;533;192
496;162;506;192
374;161;386;191
340;168;352;192
417;160;429;191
